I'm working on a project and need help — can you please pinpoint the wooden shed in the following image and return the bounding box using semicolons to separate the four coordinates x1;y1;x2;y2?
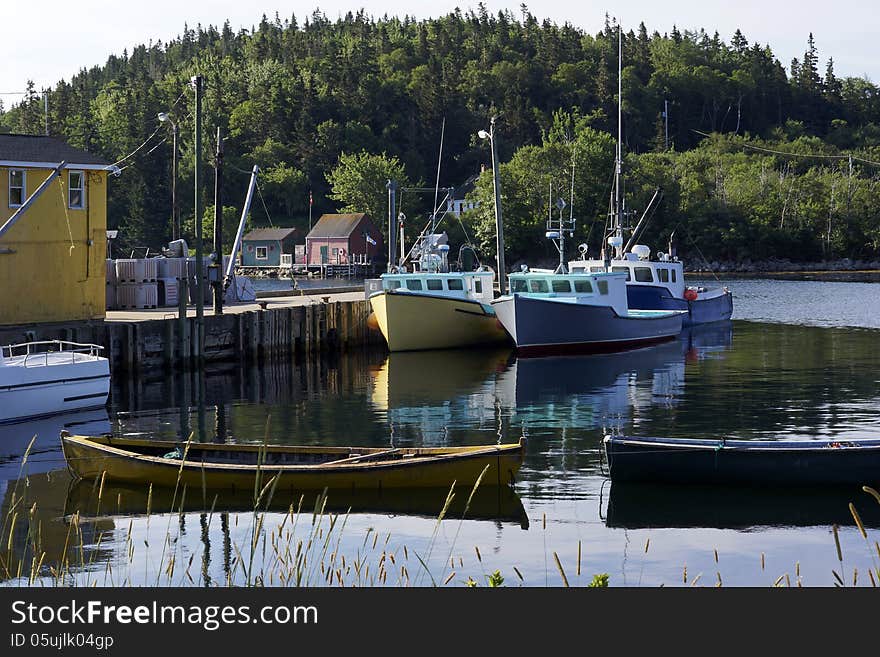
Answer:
240;227;299;267
305;213;383;266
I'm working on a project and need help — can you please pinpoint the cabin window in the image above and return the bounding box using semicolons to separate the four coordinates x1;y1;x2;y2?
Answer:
634;267;654;282
658;268;669;283
529;279;549;293
474;279;483;293
590;266;605;273
611;266;631;281
597;280;609;295
671;269;677;283
426;279;443;291
406;279;423;291
68;170;84;209
8;169;24;207
551;279;571;293
510;278;527;293
447;279;463;290
574;279;593;293
385;280;401;290
255;246;268;260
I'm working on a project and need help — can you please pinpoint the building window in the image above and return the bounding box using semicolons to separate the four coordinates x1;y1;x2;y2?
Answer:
8;169;25;207
427;279;443;291
68;170;84;209
255;246;268;260
634;267;654;282
447;279;464;290
332;248;338;257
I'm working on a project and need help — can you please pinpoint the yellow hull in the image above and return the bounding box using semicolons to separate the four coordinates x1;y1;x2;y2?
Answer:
369;292;510;352
61;433;524;491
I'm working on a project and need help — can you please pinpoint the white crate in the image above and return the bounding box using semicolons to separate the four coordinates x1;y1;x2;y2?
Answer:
158;278;179;307
117;282;158;309
157;257;186;278
106;259;117;285
105;284;117;310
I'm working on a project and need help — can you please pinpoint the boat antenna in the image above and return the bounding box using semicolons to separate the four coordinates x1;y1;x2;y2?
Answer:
431;117;446;234
613;23;624;262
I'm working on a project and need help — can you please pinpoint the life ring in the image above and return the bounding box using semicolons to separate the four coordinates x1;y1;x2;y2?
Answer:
683;288;698;301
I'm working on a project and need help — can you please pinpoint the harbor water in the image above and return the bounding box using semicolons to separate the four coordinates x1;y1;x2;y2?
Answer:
3;276;880;587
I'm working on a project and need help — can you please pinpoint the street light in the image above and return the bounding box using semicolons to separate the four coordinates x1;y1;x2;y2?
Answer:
157;112;180;241
478;117;506;295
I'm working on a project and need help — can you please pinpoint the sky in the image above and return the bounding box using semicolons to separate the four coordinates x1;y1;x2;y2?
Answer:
1;0;878;107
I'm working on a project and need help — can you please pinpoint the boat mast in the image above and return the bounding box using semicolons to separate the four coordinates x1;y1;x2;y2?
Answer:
613;24;624;261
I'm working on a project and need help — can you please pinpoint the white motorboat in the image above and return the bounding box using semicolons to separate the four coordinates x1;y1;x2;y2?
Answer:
0;340;110;424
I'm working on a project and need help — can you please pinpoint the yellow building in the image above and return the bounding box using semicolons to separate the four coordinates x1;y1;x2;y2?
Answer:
0;135;115;326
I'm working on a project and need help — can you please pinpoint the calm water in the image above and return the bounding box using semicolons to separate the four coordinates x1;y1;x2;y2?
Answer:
4;277;880;587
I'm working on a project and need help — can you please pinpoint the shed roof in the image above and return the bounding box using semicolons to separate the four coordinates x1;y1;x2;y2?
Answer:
307;213;373;239
0;134;109;168
243;227;298;241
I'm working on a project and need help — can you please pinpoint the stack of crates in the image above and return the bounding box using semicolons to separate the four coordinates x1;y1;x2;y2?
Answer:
115;258;158;309
106;259;117;310
157;257;186;307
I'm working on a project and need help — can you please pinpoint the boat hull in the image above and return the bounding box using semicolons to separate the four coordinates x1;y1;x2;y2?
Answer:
0;358;109;424
492;294;683;356
369;291;509;352
625;285;733;326
604;435;880;486
61;434;525;491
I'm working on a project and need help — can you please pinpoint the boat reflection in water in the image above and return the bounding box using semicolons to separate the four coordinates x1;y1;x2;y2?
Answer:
605;480;880;531
0;407;111;481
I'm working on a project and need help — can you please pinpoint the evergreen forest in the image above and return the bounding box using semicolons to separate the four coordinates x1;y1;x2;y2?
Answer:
3;6;880;268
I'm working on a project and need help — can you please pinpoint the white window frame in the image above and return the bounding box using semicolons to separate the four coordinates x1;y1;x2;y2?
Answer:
255;246;268;260
68;170;85;209
8;169;25;208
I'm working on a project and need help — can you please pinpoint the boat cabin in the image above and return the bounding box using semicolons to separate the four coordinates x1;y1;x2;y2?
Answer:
506;271;629;316
568;245;685;299
378;269;495;304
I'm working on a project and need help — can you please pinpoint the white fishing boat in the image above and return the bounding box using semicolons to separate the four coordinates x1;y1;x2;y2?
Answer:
0;340;110;424
567;28;732;326
492;269;683;356
368;233;509;352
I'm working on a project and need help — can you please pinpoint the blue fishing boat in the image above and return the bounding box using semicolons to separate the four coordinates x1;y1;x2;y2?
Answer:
567;28;732;326
603;435;880;486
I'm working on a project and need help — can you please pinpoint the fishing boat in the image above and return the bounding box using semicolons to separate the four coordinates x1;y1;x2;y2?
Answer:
0;340;110;424
60;432;525;490
491;269;684;356
603;434;880;486
566;28;732;326
368;232;509;352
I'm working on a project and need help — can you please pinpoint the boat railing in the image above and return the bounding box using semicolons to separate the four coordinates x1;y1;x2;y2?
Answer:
1;340;105;366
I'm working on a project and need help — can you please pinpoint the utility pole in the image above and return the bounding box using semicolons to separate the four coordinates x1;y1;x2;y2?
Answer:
192;75;205;363
479;117;505;294
664;99;669;151
386;179;397;272
43;90;48;136
212;126;224;314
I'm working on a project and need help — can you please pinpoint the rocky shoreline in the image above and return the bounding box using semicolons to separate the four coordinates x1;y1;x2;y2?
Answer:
687;258;880;274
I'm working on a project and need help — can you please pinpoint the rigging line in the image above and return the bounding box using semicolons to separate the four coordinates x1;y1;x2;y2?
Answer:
691;129;880;167
672;221;721;284
255;179;275;228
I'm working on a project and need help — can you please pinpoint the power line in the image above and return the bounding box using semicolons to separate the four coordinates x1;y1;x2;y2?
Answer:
692;129;880;167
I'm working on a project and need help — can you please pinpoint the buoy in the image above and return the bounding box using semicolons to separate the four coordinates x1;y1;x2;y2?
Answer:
683;288;698;301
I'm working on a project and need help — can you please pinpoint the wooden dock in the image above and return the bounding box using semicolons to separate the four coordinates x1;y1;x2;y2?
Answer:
0;290;385;373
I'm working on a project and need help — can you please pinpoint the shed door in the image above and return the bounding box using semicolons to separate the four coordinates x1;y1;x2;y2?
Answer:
320;245;328;264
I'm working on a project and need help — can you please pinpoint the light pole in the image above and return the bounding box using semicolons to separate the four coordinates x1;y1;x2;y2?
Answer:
478;117;506;295
157;112;180;241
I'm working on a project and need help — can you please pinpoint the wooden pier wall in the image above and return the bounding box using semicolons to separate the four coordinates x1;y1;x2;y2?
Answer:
0;299;385;373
